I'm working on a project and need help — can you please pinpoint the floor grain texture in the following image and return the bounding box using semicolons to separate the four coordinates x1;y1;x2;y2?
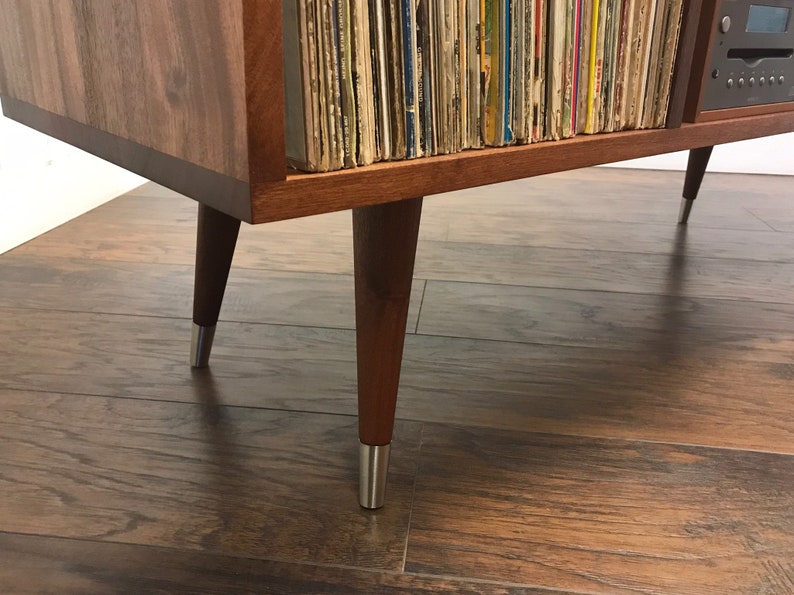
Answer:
406;425;794;595
1;167;793;593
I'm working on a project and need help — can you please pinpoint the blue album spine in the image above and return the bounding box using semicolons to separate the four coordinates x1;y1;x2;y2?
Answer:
503;0;513;143
416;0;433;156
401;0;416;158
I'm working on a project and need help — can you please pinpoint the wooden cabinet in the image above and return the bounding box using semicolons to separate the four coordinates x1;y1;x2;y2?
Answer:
2;0;793;508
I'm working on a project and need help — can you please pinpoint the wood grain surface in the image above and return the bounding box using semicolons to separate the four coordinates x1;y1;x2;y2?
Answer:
193;203;241;327
413;242;794;303
0;533;555;595
0;255;425;332
416;281;794;354
242;0;287;184
2;307;792;453
2;168;793;593
354;198;423;445
441;212;794;263
666;0;704;127
12;169;790;259
0;308;362;413
0;0;248;181
406;425;794;594
9;193;792;305
683;146;714;201
749;207;794;233
0;390;421;569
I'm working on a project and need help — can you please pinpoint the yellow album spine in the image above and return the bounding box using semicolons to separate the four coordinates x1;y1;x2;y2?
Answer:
585;0;600;134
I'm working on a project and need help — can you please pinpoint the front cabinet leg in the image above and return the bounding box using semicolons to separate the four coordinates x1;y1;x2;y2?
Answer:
353;197;423;509
190;203;241;367
679;145;713;225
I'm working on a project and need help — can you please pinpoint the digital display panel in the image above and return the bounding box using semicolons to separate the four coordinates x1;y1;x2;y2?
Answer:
747;4;791;33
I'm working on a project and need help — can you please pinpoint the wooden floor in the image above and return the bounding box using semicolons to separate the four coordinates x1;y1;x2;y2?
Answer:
1;167;793;594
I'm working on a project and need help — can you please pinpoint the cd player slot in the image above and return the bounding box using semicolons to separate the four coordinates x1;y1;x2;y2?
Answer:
727;47;794;66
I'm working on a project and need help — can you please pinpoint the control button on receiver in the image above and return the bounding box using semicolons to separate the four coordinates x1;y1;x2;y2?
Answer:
749;77;755;87
760;76;765;86
720;16;731;33
738;77;745;88
712;68;720;79
769;76;776;85
727;78;734;89
780;76;785;85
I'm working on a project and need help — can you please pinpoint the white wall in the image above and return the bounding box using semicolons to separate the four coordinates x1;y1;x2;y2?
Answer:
603;132;794;175
0;112;145;254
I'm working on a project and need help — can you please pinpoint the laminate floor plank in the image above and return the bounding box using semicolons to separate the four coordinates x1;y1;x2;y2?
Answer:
11;171;792;275
405;424;794;595
11;217;794;304
0;390;421;570
3;167;793;594
11;217;357;273
6;250;790;362
119;175;776;232
437;175;792;254
0;308;359;414
443;214;794;262
417;280;794;355
430;192;774;231
414;241;794;304
748;206;794;232
74;191;452;241
19;193;793;269
2;308;792;454
0;533;558;595
0;255;424;332
397;336;794;455
441;201;773;232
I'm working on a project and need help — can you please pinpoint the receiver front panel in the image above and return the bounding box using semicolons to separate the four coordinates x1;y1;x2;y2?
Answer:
703;0;794;110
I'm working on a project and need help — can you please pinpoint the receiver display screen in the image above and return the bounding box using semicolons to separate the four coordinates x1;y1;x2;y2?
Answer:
747;4;791;32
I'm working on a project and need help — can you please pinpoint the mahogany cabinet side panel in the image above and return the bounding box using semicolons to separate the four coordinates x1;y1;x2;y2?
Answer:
666;0;704;128
0;0;250;182
243;0;287;184
684;0;720;122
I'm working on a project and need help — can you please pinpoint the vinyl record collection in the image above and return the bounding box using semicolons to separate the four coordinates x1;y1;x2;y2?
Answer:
283;0;685;172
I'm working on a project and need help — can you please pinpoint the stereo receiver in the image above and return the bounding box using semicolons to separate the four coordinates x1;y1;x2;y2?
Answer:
685;0;794;121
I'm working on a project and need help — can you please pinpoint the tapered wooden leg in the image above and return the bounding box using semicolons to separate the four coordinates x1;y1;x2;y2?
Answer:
679;145;714;224
353;197;423;509
191;203;241;368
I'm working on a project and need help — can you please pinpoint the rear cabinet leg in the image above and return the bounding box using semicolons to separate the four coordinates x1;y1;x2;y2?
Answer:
353;197;423;509
190;203;241;367
679;145;714;224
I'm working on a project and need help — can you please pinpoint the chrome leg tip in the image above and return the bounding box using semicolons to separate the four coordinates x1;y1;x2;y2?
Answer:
359;442;391;509
678;197;694;225
190;323;216;368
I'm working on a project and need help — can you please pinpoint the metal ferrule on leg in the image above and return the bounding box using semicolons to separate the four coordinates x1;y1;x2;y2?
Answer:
190;323;216;368
678;197;695;225
359;442;391;509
